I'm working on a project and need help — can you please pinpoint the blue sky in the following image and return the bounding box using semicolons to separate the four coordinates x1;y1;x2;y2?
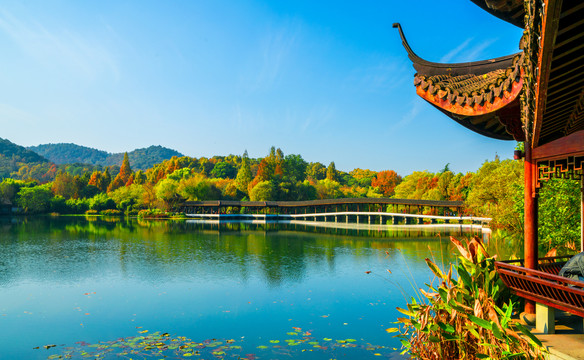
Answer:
0;0;524;175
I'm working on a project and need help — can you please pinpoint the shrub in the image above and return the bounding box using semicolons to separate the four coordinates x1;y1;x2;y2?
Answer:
100;209;123;216
390;236;546;359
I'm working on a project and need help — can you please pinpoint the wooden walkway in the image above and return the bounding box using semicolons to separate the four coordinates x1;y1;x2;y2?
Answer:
185;211;490;225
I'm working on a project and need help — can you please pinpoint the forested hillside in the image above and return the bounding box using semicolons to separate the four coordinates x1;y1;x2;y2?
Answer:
28;143;108;165
0;137;50;179
28;143;183;170
106;146;183;170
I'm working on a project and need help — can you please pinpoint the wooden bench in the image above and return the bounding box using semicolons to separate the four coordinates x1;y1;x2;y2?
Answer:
495;256;584;334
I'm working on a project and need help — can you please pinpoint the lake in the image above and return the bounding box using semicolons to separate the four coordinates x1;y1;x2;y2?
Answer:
0;216;489;359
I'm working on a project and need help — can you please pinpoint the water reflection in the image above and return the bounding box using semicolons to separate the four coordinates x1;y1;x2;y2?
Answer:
0;216;497;360
0;216;479;289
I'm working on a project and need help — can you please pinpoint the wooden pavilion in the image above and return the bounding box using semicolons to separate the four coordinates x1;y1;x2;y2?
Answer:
396;0;584;333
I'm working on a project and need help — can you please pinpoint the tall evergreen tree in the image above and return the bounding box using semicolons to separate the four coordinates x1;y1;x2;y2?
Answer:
326;162;338;182
235;155;253;194
108;153;133;192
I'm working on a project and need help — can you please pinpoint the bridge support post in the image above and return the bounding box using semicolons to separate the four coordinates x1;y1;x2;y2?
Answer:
380;215;383;224
346;215;349;224
356;215;360;224
335;215;338;223
368;215;371;224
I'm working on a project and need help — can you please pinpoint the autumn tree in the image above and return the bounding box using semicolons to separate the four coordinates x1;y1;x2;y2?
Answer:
371;170;402;197
326;162;338;182
108;153;133;192
52;171;76;199
305;162;326;182
349;168;377;187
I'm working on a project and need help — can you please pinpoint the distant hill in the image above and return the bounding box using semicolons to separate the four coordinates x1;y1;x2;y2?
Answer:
0;137;50;179
28;143;184;170
28;143;108;166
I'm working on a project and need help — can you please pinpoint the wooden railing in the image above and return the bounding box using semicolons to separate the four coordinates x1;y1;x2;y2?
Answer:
501;255;572;275
495;259;584;317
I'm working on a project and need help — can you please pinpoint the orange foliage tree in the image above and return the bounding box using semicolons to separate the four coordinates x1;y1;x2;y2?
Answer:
108;153;133;192
371;170;402;197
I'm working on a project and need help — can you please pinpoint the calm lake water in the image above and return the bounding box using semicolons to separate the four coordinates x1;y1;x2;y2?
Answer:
0;216;490;360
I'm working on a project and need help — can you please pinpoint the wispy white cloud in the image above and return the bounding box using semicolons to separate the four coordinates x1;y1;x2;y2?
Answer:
439;37;496;63
246;19;302;91
300;105;335;132
459;39;496;62
386;100;421;135
343;58;410;93
0;9;120;82
440;38;472;63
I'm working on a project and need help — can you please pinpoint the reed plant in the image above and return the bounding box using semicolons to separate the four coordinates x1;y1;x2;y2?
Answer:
390;236;546;360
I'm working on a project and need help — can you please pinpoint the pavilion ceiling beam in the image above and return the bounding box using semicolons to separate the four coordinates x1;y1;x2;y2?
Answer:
546;84;583;104
551;42;584;63
532;129;584;160
560;2;584;19
557;17;584;36
533;0;563;147
547;67;584;91
550;53;584;75
552;30;584;50
544;93;579;113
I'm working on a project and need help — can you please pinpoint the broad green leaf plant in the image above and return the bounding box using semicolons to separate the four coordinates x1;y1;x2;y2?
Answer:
391;236;546;360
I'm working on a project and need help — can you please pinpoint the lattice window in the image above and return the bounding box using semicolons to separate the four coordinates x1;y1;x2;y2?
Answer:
536;156;584;188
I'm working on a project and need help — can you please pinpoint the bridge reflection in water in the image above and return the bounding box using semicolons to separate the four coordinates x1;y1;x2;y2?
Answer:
184;218;491;242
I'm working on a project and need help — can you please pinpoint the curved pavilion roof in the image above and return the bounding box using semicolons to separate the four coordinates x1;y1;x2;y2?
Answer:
393;23;525;141
396;1;584;151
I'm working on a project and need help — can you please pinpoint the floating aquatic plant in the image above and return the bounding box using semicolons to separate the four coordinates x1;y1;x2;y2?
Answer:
42;327;393;359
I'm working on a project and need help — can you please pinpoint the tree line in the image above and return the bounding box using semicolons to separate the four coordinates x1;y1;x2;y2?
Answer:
0;146;580;254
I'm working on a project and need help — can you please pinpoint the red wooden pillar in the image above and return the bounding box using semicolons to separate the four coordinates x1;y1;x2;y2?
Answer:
524;144;538;314
581;177;584;252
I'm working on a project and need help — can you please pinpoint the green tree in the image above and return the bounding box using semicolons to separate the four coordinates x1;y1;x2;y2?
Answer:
283;154;307;181
306;162;326;181
315;179;342;199
466;158;523;231
296;180;317;200
538;178;581;254
249;180;275;201
155;178;183;210
88;193;116;211
394;171;434;199
177;174;221;201
235;155;253;194
326;162;338;182
0;178;26;204
16;184;53;213
210;162;237;179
